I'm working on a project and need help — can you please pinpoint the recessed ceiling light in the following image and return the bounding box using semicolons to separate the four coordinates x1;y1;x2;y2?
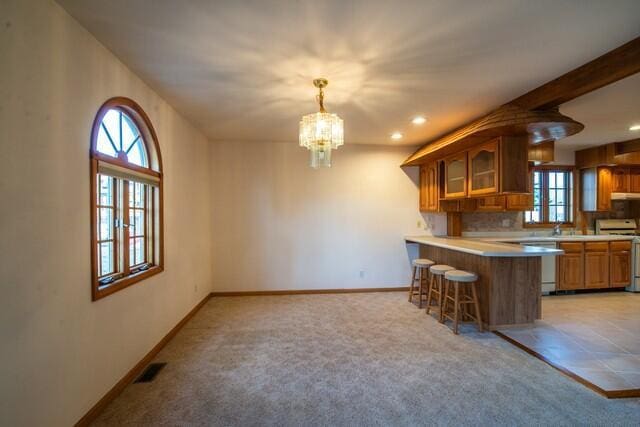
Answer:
630;124;640;131
391;132;403;140
412;116;427;125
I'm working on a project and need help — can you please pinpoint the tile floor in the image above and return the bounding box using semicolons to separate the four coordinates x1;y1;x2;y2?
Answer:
497;291;640;396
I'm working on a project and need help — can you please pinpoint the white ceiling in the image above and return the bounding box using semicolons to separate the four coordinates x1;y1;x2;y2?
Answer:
57;0;640;146
559;73;640;151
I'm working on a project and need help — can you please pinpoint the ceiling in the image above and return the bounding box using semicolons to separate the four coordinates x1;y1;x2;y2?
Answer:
559;73;640;151
57;0;640;146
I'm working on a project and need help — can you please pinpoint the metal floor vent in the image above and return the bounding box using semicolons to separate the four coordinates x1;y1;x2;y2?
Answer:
134;362;167;383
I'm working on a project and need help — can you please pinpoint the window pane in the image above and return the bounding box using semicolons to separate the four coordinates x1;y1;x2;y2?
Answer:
99;242;114;276
129;209;145;237
556;172;565;188
548;188;556;205
99;208;113;240
102;109;121;151
129;237;145;266
97;126;117;157
557;206;566;222
98;175;113;206
549;206;557;223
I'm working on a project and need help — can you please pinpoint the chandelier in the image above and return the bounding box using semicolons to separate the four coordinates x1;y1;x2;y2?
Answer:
299;78;344;168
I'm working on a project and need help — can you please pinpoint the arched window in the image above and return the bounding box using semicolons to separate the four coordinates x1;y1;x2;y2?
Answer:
90;97;163;300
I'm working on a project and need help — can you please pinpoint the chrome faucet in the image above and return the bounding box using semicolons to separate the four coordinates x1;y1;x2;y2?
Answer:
552;223;562;236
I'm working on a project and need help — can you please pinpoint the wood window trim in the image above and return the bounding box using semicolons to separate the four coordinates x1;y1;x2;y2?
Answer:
90;97;164;301
523;165;576;228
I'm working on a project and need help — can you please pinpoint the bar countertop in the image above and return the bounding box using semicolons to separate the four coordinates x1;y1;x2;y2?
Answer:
405;235;564;257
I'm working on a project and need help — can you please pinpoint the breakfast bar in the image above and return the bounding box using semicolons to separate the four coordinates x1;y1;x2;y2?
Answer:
405;236;563;330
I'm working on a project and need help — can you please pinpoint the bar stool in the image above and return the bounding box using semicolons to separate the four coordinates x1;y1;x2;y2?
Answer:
425;264;455;321
408;258;435;308
442;270;483;334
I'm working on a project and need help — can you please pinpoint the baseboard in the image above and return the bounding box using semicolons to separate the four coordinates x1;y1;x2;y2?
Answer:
75;293;211;426
210;287;409;297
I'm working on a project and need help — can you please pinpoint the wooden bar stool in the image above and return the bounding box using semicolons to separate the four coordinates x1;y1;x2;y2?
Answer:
442;270;483;334
408;258;435;308
425;264;455;321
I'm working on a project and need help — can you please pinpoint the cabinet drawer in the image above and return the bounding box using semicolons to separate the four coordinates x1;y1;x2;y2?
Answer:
610;241;632;251
585;242;609;252
558;242;583;253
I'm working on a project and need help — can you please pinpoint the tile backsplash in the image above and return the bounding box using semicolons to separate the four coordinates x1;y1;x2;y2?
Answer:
462;211;524;232
461;200;640;232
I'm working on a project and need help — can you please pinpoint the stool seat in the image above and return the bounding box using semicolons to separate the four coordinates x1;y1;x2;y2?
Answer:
413;258;435;268
445;270;478;282
430;264;455;275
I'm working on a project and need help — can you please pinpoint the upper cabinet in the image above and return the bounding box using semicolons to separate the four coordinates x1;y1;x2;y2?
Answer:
468;140;499;196
581;167;611;212
611;167;629;192
444;154;467;199
419;161;439;212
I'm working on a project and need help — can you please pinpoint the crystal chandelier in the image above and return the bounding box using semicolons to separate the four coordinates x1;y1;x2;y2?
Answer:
299;78;344;168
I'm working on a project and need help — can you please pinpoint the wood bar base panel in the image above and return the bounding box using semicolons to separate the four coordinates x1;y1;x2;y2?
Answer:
419;245;541;330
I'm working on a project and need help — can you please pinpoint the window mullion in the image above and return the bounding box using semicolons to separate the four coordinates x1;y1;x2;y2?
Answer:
543;172;549;224
122;180;131;276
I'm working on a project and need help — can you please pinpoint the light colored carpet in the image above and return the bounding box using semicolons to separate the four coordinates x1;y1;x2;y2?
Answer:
93;292;640;426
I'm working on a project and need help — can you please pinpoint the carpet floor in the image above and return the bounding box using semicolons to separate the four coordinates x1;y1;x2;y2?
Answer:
93;292;640;426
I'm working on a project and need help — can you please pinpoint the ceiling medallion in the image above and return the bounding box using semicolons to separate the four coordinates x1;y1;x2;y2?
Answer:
299;78;344;168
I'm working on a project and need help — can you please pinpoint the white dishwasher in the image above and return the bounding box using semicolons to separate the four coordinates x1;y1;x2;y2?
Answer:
520;242;556;295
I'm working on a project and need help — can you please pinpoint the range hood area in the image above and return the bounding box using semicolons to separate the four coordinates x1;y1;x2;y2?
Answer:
611;192;640;200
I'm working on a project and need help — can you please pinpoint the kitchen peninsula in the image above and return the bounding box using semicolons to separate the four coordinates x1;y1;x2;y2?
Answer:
405;236;562;330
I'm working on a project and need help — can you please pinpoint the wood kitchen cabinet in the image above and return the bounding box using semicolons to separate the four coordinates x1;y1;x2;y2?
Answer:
581;167;611;211
444;154;467;199
557;243;584;290
611;167;629;192
584;242;609;288
419;162;439;212
468;140;498;196
506;194;533;211
476;196;506;211
610;241;631;287
630;168;640;192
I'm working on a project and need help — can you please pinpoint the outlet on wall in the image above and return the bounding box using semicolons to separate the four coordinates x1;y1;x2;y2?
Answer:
359;270;365;279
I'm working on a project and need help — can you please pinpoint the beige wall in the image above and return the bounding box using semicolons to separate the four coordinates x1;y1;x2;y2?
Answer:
209;142;426;292
0;1;212;425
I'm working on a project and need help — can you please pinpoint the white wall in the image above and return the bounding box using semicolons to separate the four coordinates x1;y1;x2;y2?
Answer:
0;1;212;425
210;142;426;292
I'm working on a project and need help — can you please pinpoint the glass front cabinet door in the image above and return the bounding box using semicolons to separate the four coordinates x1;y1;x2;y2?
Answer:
444;154;467;199
468;140;499;195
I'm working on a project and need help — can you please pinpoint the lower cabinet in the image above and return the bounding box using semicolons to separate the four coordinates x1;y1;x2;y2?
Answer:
557;243;584;290
584;242;609;288
610;241;632;286
557;241;631;290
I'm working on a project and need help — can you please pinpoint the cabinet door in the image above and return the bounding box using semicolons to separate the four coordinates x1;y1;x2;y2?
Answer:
426;161;439;211
468;141;498;195
584;242;609;288
557;243;584;290
444;154;467;199
630;168;640;193
506;194;533;211
476;196;506;211
611;168;629;192
419;165;427;211
610;241;631;287
597;167;612;211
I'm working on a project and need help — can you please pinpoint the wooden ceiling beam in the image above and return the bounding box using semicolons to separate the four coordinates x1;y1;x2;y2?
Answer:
511;36;640;110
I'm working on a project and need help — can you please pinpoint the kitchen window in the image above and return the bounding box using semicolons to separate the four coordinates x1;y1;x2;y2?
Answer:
525;167;575;226
90;97;164;300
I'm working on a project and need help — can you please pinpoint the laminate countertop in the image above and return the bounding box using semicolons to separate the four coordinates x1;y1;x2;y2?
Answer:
405;236;564;257
479;235;635;243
